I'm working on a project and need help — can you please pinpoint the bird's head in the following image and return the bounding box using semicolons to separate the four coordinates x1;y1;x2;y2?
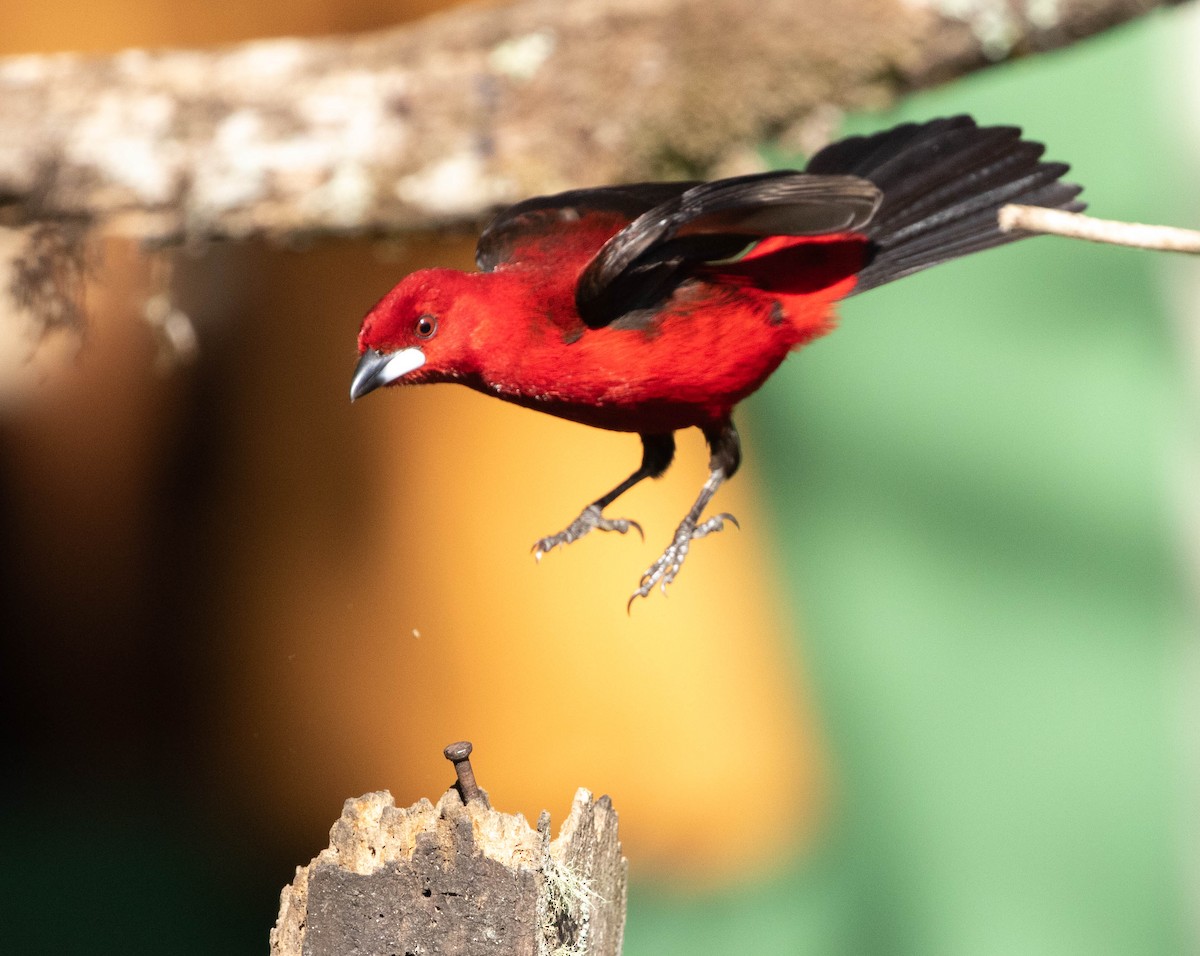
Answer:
350;269;476;401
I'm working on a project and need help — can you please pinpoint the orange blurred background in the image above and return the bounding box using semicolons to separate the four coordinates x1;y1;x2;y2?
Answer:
1;0;820;893
5;4;1197;956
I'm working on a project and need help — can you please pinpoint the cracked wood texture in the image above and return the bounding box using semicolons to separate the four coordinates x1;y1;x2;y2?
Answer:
0;0;1179;243
271;787;626;956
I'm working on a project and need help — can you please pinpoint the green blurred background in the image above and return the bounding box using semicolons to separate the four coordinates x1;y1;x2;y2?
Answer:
2;2;1197;954
632;11;1198;955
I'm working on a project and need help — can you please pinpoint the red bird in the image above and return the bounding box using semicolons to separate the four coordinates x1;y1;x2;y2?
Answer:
351;116;1083;604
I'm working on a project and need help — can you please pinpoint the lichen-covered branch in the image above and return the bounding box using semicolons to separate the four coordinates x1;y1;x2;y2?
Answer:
0;0;1179;244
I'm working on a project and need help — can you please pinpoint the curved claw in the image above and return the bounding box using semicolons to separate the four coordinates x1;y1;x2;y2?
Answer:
532;503;644;561
532;535;558;557
692;512;740;539
627;509;742;607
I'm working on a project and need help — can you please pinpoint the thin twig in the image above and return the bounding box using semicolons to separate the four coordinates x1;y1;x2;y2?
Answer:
999;204;1200;254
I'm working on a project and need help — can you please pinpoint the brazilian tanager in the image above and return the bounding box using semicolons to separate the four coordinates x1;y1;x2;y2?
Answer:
351;115;1083;604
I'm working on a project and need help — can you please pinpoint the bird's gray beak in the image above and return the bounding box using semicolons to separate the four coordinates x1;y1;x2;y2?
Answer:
350;347;426;401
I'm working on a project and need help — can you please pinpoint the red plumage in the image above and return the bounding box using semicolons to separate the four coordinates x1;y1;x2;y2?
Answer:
351;116;1083;603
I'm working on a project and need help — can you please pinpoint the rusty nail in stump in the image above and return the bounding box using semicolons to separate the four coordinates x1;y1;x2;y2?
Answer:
444;740;487;806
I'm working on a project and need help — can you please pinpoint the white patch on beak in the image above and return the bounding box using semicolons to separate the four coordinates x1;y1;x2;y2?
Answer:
350;346;427;401
376;346;426;384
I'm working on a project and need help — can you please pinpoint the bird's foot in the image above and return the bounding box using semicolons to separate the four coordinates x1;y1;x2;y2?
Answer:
628;512;739;609
532;504;643;560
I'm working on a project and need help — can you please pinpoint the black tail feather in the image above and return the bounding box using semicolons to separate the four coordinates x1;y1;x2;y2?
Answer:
806;115;1084;295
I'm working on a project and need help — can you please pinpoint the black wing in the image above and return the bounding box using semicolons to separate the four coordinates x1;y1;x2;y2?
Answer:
479;116;1083;327
475;182;700;272
574;172;881;328
806;114;1085;294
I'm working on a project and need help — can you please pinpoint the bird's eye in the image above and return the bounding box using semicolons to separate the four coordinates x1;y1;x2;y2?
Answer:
415;315;437;339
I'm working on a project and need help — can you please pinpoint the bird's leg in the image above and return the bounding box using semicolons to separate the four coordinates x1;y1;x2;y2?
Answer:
629;421;741;607
533;433;675;559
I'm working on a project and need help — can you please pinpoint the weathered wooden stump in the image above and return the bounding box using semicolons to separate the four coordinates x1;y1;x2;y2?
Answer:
271;743;626;955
